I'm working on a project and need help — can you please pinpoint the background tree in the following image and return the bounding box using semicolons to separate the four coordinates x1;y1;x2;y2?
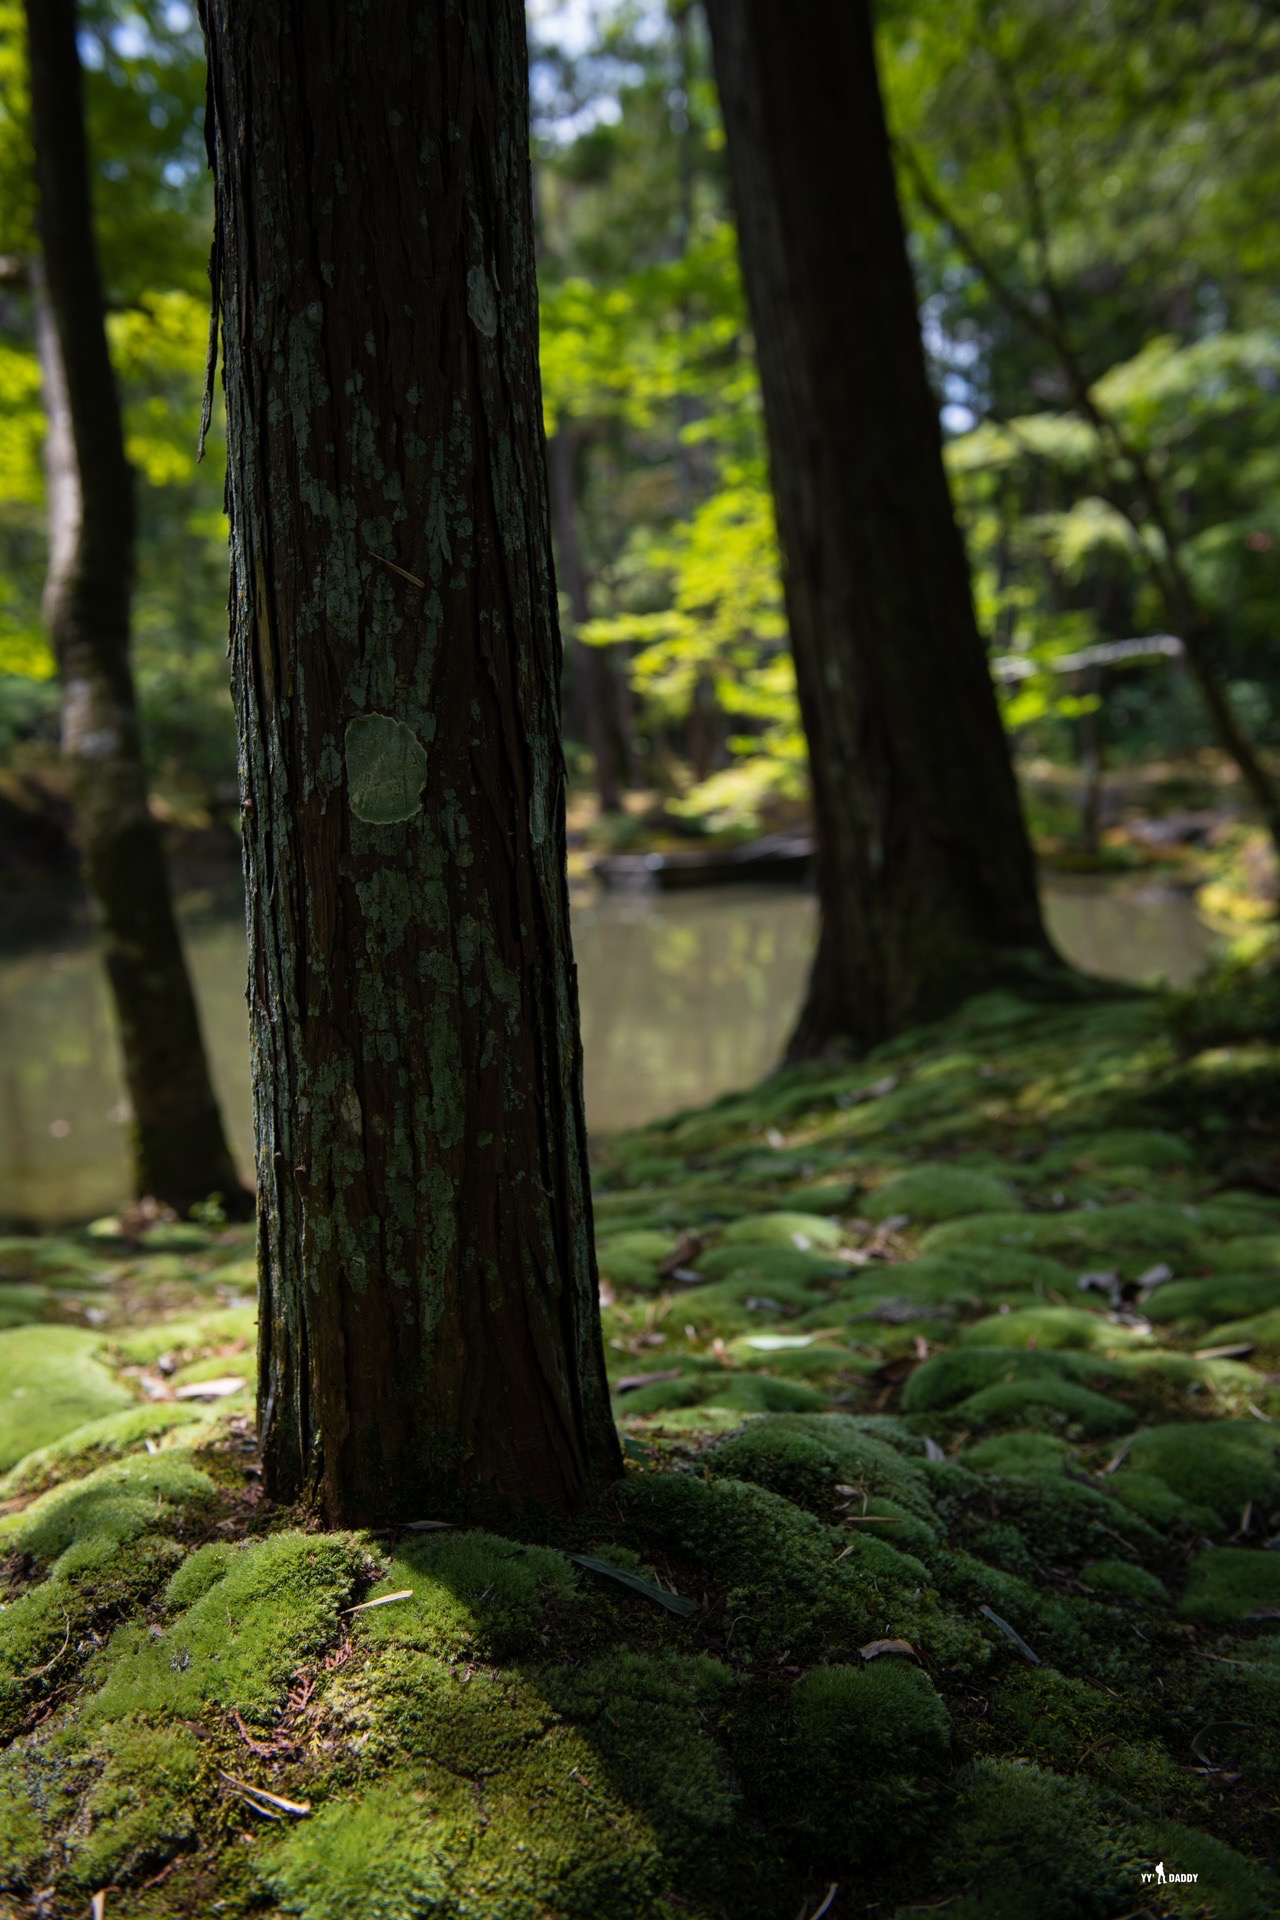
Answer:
884;0;1280;858
703;0;1058;1056
23;0;244;1214
201;0;620;1522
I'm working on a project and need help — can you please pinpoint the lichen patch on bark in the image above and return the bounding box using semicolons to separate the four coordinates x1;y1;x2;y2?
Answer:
344;713;428;823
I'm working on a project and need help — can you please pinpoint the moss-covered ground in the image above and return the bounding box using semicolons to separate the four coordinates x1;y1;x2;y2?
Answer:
3;959;1280;1918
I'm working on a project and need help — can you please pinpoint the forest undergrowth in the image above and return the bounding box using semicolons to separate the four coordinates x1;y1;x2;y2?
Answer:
2;956;1280;1918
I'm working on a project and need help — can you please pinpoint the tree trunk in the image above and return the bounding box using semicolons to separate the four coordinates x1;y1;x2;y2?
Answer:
704;0;1060;1058
201;0;621;1523
25;0;247;1218
1077;667;1103;858
547;429;627;814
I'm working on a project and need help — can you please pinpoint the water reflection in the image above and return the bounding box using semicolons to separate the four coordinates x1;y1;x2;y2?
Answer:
0;874;1215;1226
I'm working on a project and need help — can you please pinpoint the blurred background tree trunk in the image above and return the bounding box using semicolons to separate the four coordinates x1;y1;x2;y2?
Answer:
705;0;1061;1058
25;0;246;1217
548;428;628;815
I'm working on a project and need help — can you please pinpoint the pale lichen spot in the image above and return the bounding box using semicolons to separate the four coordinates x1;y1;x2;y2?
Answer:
467;265;498;339
345;713;428;823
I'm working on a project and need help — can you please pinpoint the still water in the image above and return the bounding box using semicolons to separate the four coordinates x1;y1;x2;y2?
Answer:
0;875;1215;1226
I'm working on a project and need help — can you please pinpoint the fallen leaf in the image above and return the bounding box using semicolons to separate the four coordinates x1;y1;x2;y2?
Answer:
922;1437;946;1462
1190;1720;1252;1767
978;1604;1040;1665
802;1884;840;1920
174;1376;246;1400
858;1638;919;1662
568;1553;696;1617
219;1771;311;1817
91;1894;107;1920
342;1589;414;1615
745;1332;816;1352
1194;1343;1256;1361
1136;1262;1175;1291
615;1369;683;1394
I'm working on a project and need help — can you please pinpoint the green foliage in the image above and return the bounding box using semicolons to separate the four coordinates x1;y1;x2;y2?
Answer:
881;0;1280;771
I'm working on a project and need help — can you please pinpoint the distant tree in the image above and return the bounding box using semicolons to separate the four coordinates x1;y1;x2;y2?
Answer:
24;0;246;1214
201;0;621;1522
704;0;1060;1057
548;427;629;814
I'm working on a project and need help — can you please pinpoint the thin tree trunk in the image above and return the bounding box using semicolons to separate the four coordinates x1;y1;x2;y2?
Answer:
547;429;627;814
902;148;1280;863
25;0;247;1217
704;0;1060;1059
201;0;621;1523
1077;667;1103;858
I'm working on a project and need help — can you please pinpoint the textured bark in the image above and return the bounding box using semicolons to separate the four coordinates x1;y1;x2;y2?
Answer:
547;430;627;813
202;0;621;1522
25;0;246;1216
704;0;1060;1058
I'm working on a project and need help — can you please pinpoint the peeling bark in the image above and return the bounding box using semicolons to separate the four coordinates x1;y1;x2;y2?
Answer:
25;0;246;1216
705;0;1060;1058
201;0;621;1522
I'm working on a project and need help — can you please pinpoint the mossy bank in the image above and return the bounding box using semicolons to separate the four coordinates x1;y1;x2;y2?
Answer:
2;958;1280;1918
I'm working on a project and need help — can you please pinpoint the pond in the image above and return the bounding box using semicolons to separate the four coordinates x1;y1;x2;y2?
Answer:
0;873;1217;1226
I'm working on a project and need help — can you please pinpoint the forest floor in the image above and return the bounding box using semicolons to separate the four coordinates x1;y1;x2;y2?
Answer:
2;953;1280;1917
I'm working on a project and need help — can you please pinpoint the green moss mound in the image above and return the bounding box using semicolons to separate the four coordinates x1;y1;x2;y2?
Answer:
719;1210;845;1249
865;1164;1019;1223
939;1759;1138;1920
920;1200;1211;1272
957;1305;1145;1352
1117;1421;1280;1533
65;1722;204;1889
1145;1271;1280;1328
1180;1545;1280;1622
353;1531;580;1661
702;1412;934;1521
902;1345;1129;1415
6;984;1280;1913
0;1402;208;1498
0;1326;133;1470
86;1530;364;1727
596;1229;674;1289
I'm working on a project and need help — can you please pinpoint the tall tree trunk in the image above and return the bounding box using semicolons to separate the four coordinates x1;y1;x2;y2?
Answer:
547;429;627;815
704;0;1060;1059
25;0;247;1217
201;0;621;1523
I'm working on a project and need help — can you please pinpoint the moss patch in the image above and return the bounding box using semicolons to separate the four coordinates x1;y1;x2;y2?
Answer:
0;1326;133;1470
86;1530;363;1726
